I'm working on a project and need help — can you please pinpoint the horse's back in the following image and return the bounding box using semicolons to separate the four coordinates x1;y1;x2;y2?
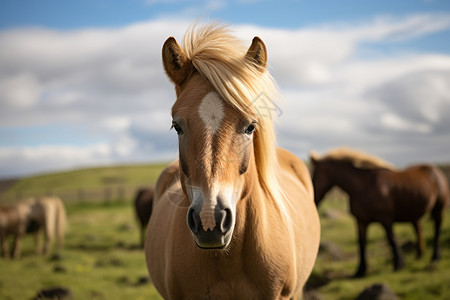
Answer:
277;148;314;199
380;165;448;221
399;165;448;203
36;196;66;219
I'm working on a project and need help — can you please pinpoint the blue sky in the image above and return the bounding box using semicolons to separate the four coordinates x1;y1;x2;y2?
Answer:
1;0;450;178
1;1;449;31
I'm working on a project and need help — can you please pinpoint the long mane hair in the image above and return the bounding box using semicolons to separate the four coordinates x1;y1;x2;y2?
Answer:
181;24;287;212
317;147;397;170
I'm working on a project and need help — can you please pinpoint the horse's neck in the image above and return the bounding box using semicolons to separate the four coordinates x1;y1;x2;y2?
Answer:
234;163;269;246
330;163;366;197
238;164;289;253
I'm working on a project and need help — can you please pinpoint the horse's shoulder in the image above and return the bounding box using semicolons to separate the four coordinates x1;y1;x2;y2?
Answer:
154;160;180;205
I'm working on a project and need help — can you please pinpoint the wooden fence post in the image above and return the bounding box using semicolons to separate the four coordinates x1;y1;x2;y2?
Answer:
78;189;85;203
104;187;111;204
118;186;125;202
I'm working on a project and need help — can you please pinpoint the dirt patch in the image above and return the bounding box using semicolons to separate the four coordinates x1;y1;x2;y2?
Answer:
34;286;72;299
355;283;398;300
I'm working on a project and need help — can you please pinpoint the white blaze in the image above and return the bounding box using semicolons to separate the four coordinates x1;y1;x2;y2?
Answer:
198;92;224;135
199;185;218;231
198;183;236;232
196;92;225;230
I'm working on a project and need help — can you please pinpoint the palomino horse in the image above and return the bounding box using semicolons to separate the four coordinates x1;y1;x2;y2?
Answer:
0;196;66;259
134;187;154;248
310;147;449;277
145;24;320;299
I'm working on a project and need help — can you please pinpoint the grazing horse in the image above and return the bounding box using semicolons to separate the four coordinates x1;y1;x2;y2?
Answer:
134;187;154;248
0;196;66;259
145;24;320;299
310;147;449;277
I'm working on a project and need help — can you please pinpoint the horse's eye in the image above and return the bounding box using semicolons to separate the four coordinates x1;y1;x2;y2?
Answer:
172;122;184;135
244;123;256;135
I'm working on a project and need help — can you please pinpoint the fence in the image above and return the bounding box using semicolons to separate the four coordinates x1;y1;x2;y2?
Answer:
0;184;149;205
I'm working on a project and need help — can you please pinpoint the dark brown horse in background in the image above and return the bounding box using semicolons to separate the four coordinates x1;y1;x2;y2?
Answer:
311;147;449;277
134;187;154;248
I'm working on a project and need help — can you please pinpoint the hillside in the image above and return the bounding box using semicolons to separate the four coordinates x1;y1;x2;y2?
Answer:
0;163;168;204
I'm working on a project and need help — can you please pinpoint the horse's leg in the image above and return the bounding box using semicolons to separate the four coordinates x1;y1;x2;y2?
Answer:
382;221;405;271
43;227;51;254
412;220;424;259
431;202;444;261
1;235;9;259
354;220;368;277
12;234;22;259
34;230;42;255
43;204;56;254
141;226;145;248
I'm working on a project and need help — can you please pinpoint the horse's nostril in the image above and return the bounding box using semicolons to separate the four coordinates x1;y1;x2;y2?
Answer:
187;207;199;233
220;208;232;233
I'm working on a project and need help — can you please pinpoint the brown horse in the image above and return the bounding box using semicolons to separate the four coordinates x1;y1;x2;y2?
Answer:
145;23;320;299
0;196;66;259
134;187;154;248
310;147;449;277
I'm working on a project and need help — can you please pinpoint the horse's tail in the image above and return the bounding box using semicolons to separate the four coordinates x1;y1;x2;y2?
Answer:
54;197;67;249
429;165;450;211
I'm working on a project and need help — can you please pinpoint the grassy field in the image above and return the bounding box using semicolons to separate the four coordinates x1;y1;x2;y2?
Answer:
0;164;449;299
0;200;163;300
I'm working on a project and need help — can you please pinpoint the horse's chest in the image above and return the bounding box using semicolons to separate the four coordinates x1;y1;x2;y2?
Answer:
180;275;283;300
172;255;290;300
349;195;385;221
183;278;263;300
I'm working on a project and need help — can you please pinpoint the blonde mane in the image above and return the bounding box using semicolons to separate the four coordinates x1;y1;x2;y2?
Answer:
181;24;283;209
321;147;396;170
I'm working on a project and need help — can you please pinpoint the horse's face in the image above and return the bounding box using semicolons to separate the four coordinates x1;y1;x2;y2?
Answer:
162;35;267;249
171;74;256;249
310;157;333;206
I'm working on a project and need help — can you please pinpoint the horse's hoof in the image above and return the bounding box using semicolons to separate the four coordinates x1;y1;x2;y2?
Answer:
352;271;366;278
394;263;405;271
431;254;441;262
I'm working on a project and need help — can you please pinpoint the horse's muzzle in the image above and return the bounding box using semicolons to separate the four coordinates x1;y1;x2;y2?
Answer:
187;206;233;249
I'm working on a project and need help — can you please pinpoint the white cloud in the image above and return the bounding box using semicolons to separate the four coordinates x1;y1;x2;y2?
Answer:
0;144;112;177
380;113;432;133
0;73;41;108
1;13;450;177
101;116;131;132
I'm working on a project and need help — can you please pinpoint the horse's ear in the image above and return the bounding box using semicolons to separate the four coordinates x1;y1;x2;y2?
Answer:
310;150;320;166
246;36;267;71
162;37;190;85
